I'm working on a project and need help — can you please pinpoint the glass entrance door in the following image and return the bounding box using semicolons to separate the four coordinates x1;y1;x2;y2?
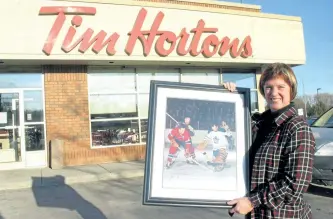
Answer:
0;91;25;168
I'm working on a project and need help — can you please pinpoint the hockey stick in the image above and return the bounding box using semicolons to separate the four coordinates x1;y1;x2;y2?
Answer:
175;146;214;172
166;112;179;124
166;112;209;169
187;156;214;171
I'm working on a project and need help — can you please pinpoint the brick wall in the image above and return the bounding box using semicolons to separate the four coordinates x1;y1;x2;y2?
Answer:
44;65;145;166
135;0;261;12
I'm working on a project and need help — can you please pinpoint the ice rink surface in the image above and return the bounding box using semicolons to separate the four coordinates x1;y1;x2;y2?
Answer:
162;147;238;191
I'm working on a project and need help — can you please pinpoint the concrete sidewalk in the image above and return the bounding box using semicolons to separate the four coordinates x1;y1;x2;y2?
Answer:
0;161;145;191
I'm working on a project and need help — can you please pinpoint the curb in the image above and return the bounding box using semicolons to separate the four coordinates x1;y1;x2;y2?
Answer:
0;170;144;191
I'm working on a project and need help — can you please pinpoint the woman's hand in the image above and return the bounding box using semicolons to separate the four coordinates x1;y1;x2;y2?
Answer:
227;197;253;216
222;82;237;92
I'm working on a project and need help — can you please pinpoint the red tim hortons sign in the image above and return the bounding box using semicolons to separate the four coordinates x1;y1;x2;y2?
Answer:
39;6;253;58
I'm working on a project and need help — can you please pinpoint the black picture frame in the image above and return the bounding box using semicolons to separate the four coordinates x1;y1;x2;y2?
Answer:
143;80;252;208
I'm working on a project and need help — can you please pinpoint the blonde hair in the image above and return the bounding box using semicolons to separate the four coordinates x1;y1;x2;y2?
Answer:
259;63;298;100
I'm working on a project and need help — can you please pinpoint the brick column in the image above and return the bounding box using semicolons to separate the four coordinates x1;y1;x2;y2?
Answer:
44;65;90;166
44;65;145;166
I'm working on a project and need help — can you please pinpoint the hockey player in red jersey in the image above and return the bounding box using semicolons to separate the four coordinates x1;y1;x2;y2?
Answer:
177;116;195;137
176;116;196;162
165;123;195;168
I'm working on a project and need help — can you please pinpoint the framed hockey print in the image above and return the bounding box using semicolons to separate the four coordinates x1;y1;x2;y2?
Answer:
142;80;252;208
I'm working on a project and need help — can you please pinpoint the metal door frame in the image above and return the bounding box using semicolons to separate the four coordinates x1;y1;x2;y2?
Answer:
0;89;26;170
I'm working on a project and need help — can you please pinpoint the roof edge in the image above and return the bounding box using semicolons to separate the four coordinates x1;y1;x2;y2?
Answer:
52;0;302;21
174;0;261;10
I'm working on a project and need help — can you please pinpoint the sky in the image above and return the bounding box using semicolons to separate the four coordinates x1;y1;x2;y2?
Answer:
224;0;333;96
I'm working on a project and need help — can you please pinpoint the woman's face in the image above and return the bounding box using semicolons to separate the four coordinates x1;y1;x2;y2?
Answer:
264;77;291;112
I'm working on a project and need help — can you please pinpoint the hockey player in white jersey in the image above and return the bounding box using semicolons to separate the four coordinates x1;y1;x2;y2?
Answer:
199;122;229;172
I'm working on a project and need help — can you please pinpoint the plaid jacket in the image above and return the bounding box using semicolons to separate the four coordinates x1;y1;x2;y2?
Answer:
248;106;315;219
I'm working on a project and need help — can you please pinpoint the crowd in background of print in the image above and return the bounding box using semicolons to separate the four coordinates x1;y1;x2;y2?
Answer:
165;98;235;131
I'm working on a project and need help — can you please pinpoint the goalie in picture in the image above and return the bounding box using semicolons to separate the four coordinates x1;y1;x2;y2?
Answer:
199;122;230;172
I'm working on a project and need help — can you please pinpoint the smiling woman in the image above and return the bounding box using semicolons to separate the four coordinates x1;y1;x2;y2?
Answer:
224;63;316;219
259;63;298;112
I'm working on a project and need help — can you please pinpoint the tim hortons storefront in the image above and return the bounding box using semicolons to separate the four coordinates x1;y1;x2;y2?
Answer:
0;0;305;169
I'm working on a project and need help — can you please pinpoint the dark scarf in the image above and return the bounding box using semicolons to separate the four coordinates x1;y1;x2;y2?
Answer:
248;103;294;180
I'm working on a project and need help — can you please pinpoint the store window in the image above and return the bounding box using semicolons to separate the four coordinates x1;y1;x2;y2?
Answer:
0;70;45;152
137;68;180;93
24;90;44;123
137;68;180;118
89;67;139;147
25;124;45;151
181;69;220;85
24;90;45;151
222;73;256;89
89;70;136;93
88;67;255;148
222;73;259;113
137;68;180;143
0;73;43;89
89;67;183;147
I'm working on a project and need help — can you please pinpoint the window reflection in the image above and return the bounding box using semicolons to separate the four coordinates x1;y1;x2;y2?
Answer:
91;120;140;146
0;128;22;162
181;69;220;85
136;68;180;93
140;119;148;142
138;94;149;118
90;94;138;119
0;73;43;88
222;73;256;89
25;124;45;151
24;90;44;122
0;93;19;126
88;68;136;93
251;91;259;112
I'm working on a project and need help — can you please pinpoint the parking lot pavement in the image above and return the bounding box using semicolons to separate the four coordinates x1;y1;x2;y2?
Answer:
305;183;333;218
0;177;331;219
